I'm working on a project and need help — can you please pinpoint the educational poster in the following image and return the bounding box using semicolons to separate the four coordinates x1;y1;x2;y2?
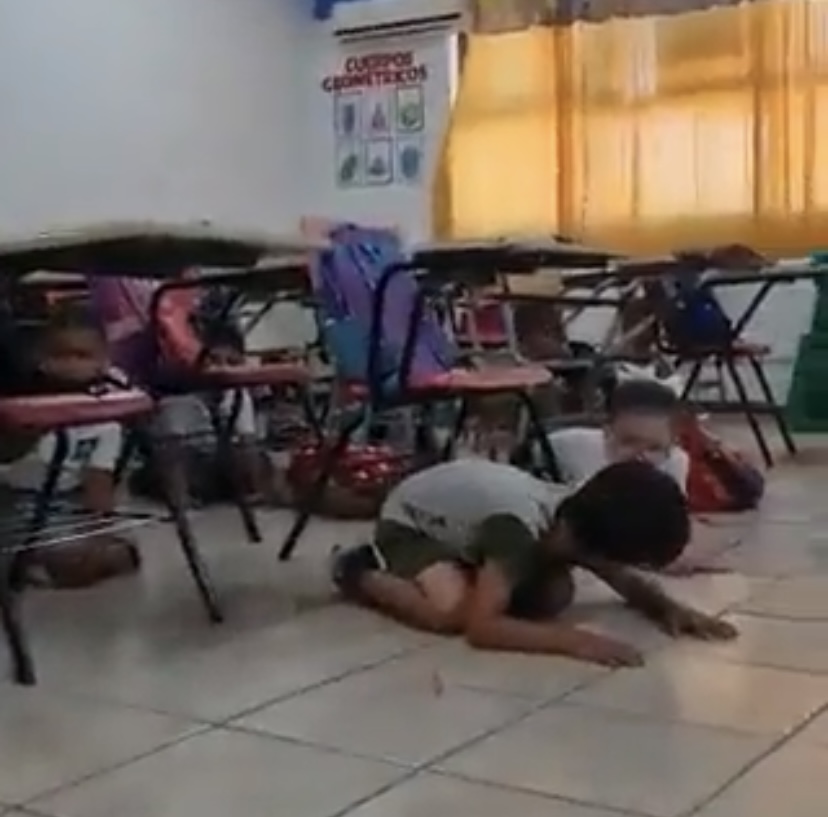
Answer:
334;140;362;188
364;139;393;185
323;49;428;188
395;135;424;184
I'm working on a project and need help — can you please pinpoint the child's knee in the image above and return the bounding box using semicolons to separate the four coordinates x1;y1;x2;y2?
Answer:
417;563;468;633
427;596;467;634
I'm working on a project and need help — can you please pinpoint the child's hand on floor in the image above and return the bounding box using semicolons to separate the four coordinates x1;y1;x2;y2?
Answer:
568;630;644;668
658;604;738;640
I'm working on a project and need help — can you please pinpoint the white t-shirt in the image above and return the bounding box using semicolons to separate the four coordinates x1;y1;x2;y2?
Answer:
381;459;569;549
545;427;689;491
0;422;123;493
154;390;257;439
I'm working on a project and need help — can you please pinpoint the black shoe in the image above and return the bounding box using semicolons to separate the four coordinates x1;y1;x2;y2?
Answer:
330;543;382;597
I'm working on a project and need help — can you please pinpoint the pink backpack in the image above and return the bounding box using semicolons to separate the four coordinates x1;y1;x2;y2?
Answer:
87;275;204;381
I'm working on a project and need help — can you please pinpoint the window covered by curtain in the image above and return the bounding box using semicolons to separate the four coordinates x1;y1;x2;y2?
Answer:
435;0;828;256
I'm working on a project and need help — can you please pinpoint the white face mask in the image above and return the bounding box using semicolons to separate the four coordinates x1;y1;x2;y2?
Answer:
605;423;673;468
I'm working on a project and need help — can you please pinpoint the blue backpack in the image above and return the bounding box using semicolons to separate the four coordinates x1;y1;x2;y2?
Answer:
658;272;733;350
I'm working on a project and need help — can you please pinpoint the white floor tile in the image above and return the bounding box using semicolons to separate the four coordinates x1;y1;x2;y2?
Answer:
344;773;620;817
9;458;828;817
721;526;828;577
677;614;828;674
28;604;424;721
441;703;771;817
0;685;200;804
31;728;403;817
235;655;532;766
693;742;828;817
569;650;828;735
738;576;828;619
413;642;607;702
656;573;768;615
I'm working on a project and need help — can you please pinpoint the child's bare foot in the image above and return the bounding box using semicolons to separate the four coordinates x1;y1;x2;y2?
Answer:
33;535;141;589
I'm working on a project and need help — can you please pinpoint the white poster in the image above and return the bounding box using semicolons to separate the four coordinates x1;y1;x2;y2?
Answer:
322;49;428;188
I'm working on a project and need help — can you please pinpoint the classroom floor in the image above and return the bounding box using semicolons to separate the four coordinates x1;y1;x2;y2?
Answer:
3;440;828;817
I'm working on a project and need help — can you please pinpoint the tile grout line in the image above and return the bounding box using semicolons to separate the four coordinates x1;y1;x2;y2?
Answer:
727;609;828;624
226;670;615;769
316;582;803;817
14;724;216;812
319;577;828;817
680;698;828;817
15;549;828;814
430;768;659;817
543;696;799;742
210;641;429;724
326;668;627;817
15;641;430;811
38;636;428;727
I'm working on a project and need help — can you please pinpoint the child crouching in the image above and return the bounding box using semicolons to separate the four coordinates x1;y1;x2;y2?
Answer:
332;459;737;667
0;306;140;588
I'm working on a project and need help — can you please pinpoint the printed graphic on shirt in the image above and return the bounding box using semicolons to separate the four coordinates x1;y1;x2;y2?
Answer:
71;437;99;467
402;502;447;533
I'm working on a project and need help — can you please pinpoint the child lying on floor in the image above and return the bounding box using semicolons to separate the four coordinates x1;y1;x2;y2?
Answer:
332;459;737;667
0;306;140;587
544;379;689;489
516;378;726;575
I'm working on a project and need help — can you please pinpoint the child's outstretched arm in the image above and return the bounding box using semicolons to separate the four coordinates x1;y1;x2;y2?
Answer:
464;561;643;667
577;555;738;640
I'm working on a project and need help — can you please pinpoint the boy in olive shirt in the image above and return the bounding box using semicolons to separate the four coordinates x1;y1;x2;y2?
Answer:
333;459;737;667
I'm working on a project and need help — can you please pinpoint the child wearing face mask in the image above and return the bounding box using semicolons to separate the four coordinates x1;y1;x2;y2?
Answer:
515;380;728;576
545;379;689;490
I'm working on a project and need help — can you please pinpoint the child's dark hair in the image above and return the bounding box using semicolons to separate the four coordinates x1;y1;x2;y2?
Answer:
608;379;679;419
41;303;104;344
558;460;689;567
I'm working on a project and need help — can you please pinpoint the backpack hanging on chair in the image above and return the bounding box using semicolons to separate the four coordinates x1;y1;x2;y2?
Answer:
286;221;443;516
646;268;733;351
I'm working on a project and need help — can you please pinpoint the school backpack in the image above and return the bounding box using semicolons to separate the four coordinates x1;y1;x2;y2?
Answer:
310;223;455;392
645;268;733;352
678;415;765;513
87;274;207;383
306;221;453;486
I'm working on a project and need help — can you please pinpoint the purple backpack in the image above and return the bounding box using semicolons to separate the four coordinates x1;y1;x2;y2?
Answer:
313;224;455;391
87;277;158;382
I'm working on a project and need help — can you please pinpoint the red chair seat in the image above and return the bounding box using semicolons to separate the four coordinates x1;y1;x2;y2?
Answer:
0;390;153;431
340;365;551;401
415;365;551;392
195;361;312;387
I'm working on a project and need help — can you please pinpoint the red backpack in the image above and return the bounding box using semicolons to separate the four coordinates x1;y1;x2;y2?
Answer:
678;416;765;513
288;442;408;495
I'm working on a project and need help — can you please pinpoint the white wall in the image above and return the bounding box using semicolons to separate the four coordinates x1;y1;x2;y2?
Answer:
0;0;450;240
0;0;305;235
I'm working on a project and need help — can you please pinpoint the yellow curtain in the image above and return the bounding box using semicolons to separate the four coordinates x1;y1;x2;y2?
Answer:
435;0;828;256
